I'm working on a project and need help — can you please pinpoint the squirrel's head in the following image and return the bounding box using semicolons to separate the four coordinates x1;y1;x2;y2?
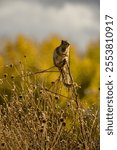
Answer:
60;40;70;53
61;40;70;47
61;40;70;53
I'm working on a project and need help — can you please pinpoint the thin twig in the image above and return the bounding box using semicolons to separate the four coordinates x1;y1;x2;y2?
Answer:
30;66;56;75
14;66;57;78
44;88;72;99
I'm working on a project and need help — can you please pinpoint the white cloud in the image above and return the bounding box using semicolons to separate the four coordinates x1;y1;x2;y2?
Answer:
0;1;99;52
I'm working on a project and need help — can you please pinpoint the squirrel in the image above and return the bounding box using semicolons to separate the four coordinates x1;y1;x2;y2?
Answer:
53;40;73;87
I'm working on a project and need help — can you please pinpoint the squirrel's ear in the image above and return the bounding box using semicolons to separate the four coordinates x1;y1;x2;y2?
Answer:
61;40;64;44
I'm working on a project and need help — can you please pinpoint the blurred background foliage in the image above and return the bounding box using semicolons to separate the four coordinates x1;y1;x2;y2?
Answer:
0;35;99;108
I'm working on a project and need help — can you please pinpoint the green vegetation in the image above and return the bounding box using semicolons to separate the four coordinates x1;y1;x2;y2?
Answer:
0;35;100;150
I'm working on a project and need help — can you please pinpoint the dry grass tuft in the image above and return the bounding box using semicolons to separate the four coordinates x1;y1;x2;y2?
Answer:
0;63;99;150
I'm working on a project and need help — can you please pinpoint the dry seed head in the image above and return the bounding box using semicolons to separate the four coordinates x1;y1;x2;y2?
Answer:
9;64;13;68
51;81;55;84
40;90;43;94
42;119;46;123
40;128;43;133
62;122;66;126
11;75;14;79
67;102;70;107
3;74;7;78
19;95;23;99
38;116;41;120
19;61;22;64
33;86;37;89
60;117;64;122
55;95;59;100
1;143;5;147
61;110;64;114
41;124;44;128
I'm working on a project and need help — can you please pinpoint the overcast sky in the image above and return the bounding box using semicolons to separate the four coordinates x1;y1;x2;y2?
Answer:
0;0;100;52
